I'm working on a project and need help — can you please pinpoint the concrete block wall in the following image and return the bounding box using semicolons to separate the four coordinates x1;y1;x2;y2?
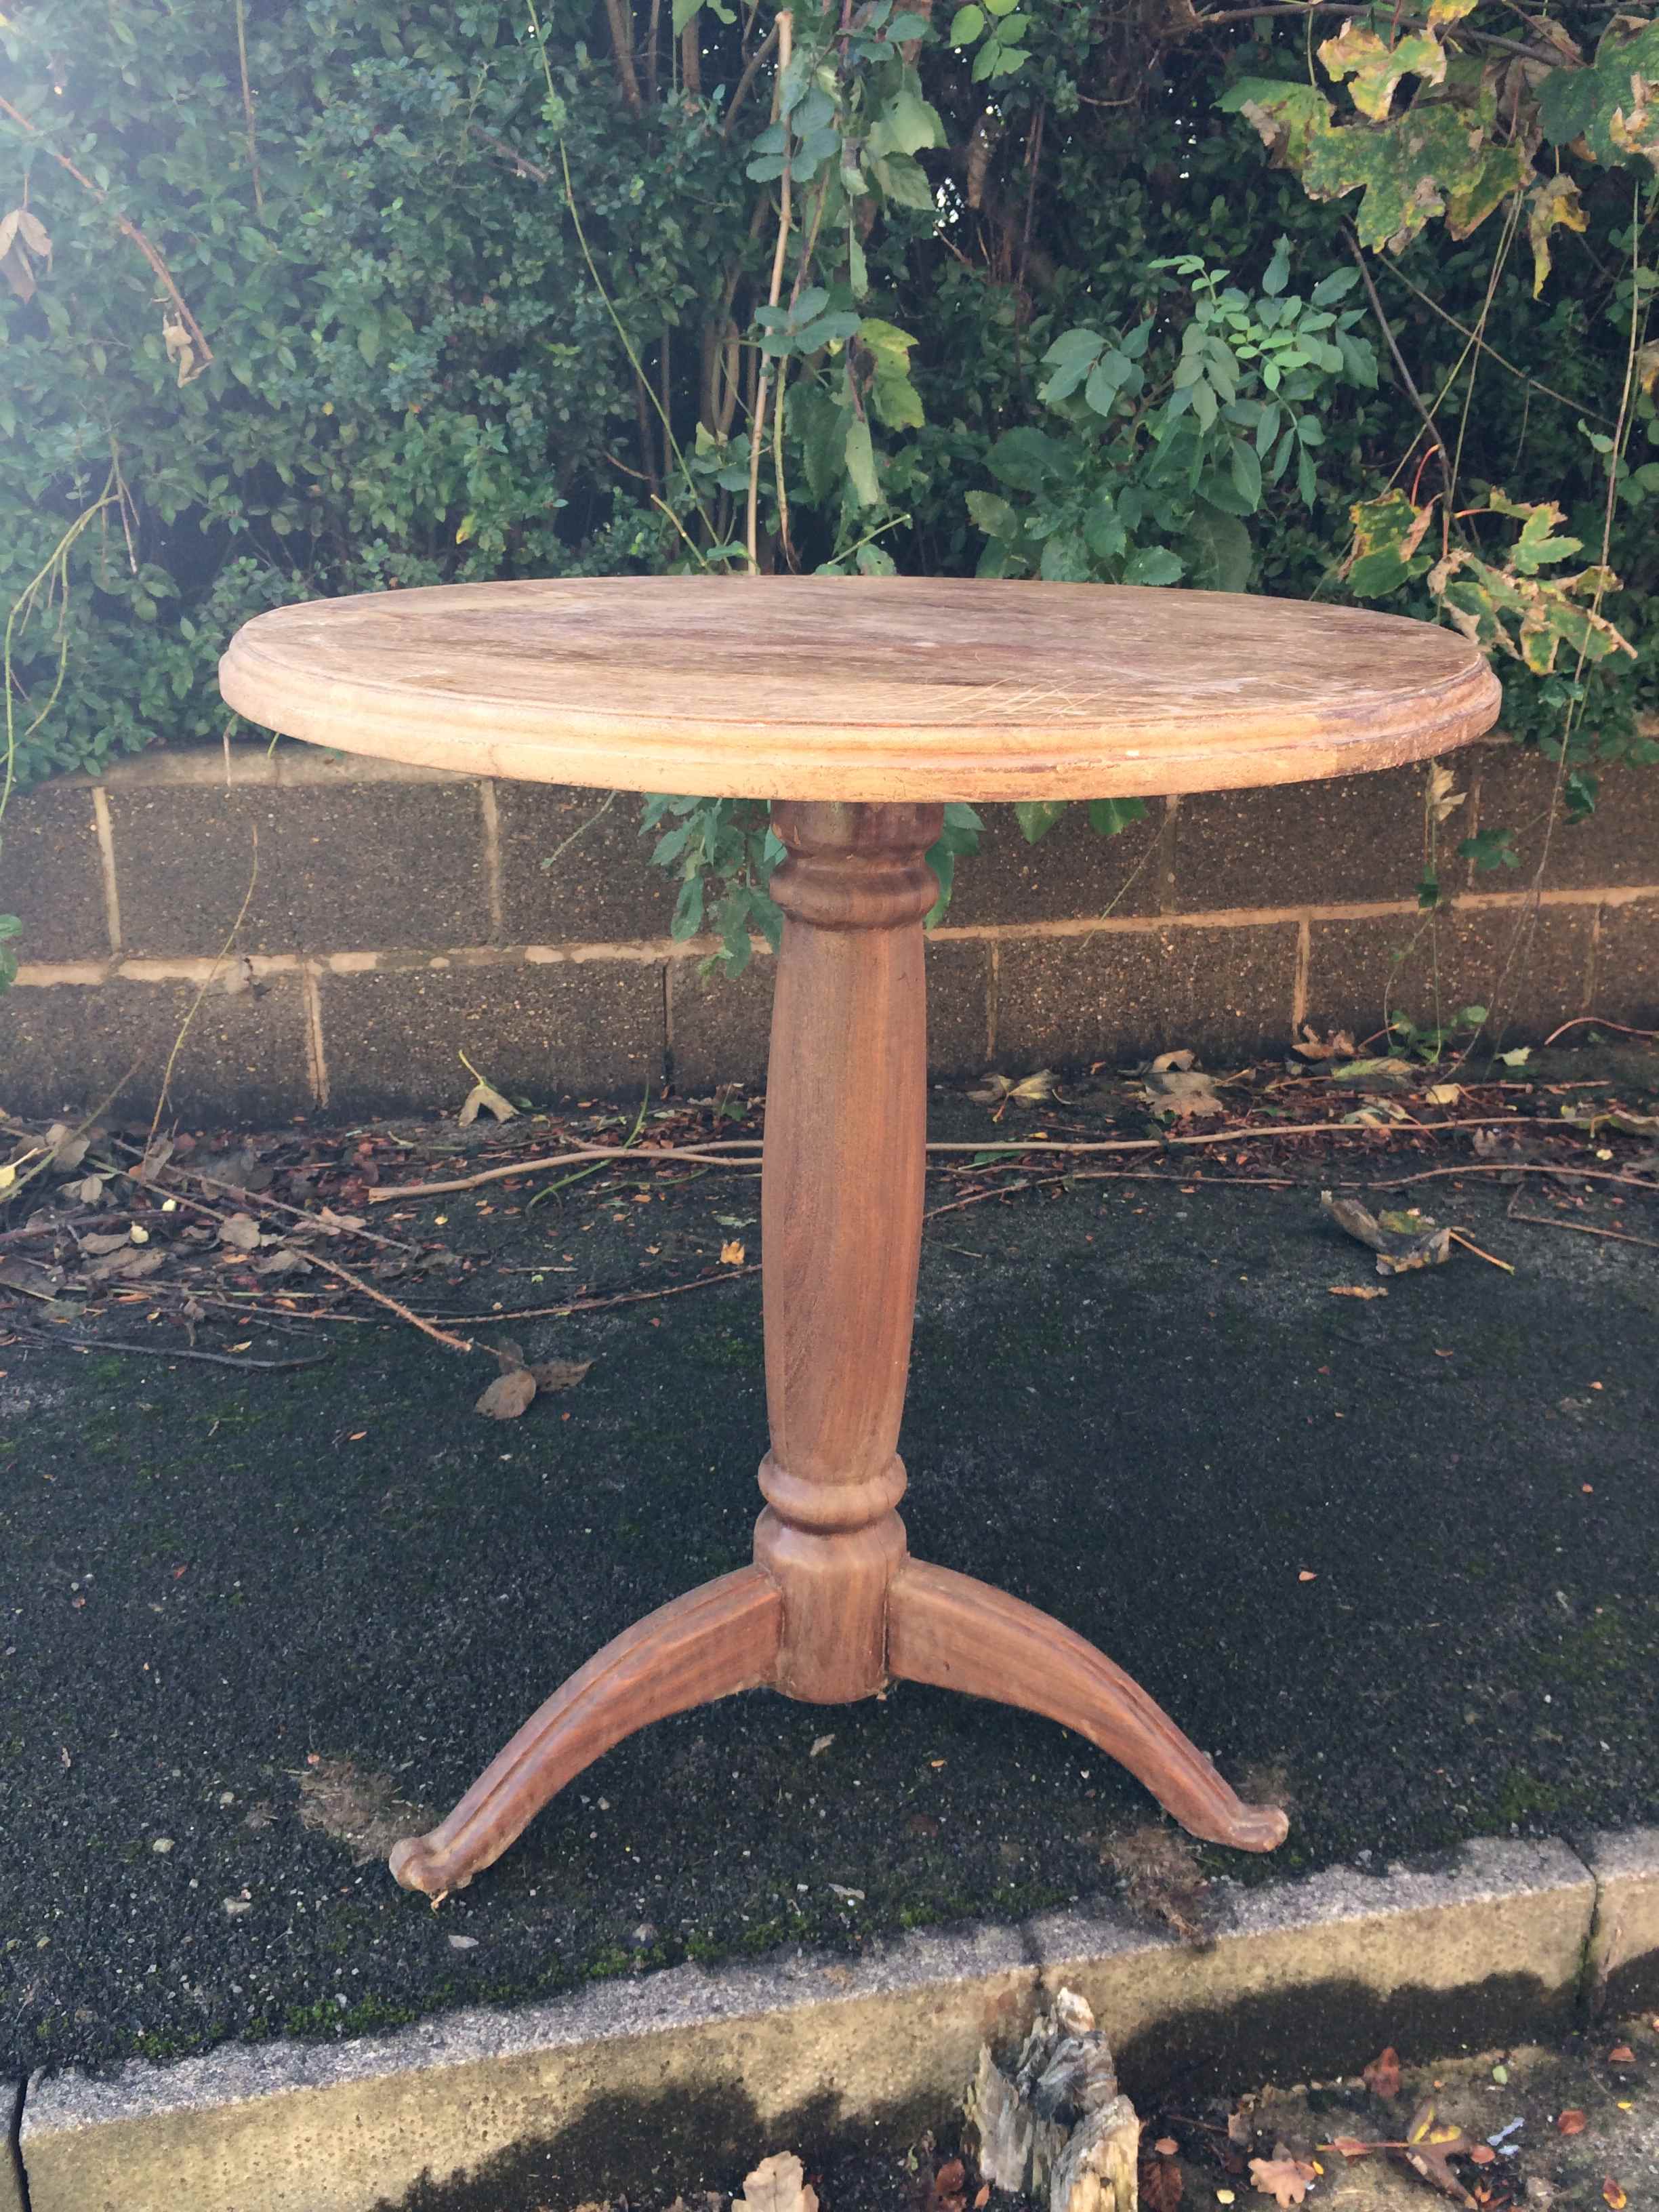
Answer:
1;737;1656;1121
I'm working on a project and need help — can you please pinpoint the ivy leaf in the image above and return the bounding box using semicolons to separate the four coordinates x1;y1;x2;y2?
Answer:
1087;797;1148;837
1183;499;1252;592
966;488;1019;540
872;153;937;211
1084;351;1131;414
1015;800;1069;844
1527;174;1589;296
1344;489;1435;594
1039;529;1091;580
1540;16;1659;168
1317;24;1448;121
867;87;945;157
985;426;1069;489
1123;544;1184;586
844;414;881;506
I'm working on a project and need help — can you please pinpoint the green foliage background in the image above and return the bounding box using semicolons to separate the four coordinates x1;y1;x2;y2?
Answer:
2;0;1656;972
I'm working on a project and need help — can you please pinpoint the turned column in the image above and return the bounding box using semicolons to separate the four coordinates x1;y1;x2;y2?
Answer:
751;800;943;1702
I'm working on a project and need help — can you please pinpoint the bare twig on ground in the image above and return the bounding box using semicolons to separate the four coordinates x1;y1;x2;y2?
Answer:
1507;1208;1659;1252
303;1252;474;1353
367;1115;1573;1204
1541;1015;1659;1046
413;1262;760;1327
1;1324;328;1372
1370;1162;1657;1194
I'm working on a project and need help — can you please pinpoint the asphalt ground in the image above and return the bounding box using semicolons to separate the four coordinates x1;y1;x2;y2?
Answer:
3;1057;1658;2086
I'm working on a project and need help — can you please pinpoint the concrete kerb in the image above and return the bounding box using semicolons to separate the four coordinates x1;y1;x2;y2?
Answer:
21;1829;1655;2212
1584;1826;1659;2018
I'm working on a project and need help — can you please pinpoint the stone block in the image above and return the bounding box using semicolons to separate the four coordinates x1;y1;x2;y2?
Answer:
1597;896;1659;1025
318;958;663;1116
1471;743;1659;892
1584;1826;1659;2015
106;780;489;957
1173;764;1431;912
1305;904;1595;1045
2;781;108;961
945;800;1164;928
495;783;677;946
0;975;312;1124
668;939;990;1092
996;922;1299;1070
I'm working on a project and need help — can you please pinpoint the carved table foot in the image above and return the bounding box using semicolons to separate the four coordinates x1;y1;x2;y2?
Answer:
887;1558;1288;1852
389;1566;782;1897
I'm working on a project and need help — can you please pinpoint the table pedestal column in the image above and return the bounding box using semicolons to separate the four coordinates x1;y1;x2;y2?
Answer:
389;802;1284;1899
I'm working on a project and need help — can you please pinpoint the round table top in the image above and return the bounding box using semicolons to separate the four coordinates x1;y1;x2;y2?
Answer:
219;575;1500;801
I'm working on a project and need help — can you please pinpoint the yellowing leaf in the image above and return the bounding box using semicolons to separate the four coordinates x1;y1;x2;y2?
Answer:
720;1240;747;1265
1318;24;1448;120
1528;173;1588;296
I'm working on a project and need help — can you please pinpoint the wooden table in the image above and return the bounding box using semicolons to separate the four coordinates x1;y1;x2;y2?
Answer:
222;575;1500;1898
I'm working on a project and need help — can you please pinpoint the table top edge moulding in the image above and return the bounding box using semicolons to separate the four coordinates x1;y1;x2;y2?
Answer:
218;575;1502;802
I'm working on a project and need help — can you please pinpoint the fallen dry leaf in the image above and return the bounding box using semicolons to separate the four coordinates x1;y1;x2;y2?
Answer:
218;1212;262;1252
1142;2157;1183;2212
475;1368;537;1420
1292;1025;1356;1061
1401;2099;1478;2207
720;1240;747;1265
969;1068;1057;1106
735;2152;819;2212
458;1080;517;1126
972;2190;989;2211
1608;2045;1635;2063
86;1246;165;1283
1364;2047;1403;2100
1603;2179;1627;2209
928;2156;966;2211
1558;2110;1588;2136
1248;2152;1315;2207
1329;1284;1389;1300
1322;1191;1452;1273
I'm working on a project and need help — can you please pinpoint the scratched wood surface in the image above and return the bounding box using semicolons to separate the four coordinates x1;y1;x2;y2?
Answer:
220;575;1500;801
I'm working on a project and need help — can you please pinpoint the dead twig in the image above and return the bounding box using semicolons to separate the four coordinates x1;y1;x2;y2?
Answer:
1542;1014;1659;1046
1507;1208;1659;1252
415;1263;759;1326
1370;1161;1657;1194
1446;1227;1515;1273
304;1252;474;1354
367;1114;1570;1204
367;1142;762;1201
2;1324;327;1372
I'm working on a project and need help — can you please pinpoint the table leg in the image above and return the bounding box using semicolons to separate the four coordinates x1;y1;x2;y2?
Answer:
389;799;1283;1898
